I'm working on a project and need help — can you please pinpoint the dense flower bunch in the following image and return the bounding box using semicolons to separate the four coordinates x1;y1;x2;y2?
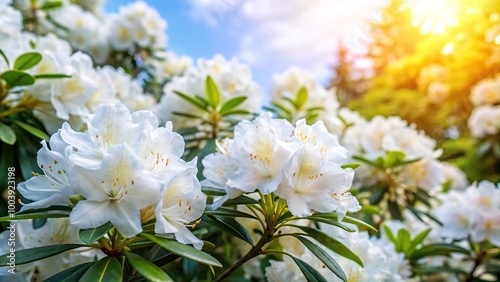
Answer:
157;54;263;129
19;103;206;247
203;112;359;218
468;76;500;138
269;67;340;123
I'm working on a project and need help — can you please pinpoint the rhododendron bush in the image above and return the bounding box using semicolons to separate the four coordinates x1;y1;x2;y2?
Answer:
0;1;499;281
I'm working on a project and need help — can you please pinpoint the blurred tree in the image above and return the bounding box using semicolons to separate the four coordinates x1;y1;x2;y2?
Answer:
333;0;500;181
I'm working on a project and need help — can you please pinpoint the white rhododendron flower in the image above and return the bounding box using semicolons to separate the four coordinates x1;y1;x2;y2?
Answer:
433;181;500;246
0;218;102;281
107;1;167;51
468;105;500;138
69;143;164;238
470;76;500;106
203;112;359;218
271;67;340;122
158;54;263;129
18;131;73;210
146;50;193;81
19;103;206;245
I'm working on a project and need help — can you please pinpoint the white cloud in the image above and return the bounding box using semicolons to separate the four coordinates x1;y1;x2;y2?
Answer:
235;0;388;81
186;0;242;26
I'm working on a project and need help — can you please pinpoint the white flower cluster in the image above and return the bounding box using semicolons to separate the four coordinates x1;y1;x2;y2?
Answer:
0;25;155;133
271;67;340;120
202;112;359;218
265;228;409;282
158;54;263;128
18;104;206;249
330;114;446;192
433;181;500;246
0;219;102;281
145;50;192;82
468;76;500;138
107;1;167;51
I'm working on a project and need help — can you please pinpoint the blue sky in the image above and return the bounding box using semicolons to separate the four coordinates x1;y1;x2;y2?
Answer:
105;0;388;91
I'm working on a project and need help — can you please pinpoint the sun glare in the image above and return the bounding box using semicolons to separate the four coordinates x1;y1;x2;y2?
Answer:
409;0;460;34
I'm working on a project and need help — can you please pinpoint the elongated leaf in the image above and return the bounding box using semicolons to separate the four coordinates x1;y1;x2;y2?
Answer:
123;252;173;282
201;186;226;196
205;76;220;108
220;109;252;117
32;218;47;229
14;52;42;70
13;121;49;140
310;213;377;232
352;155;380;168
295;87;308;109
410;243;470;261
384;151;406;168
397;228;411;253
0;123;16;145
172;111;203;119
407;228;432;256
80;256;122;282
412;266;468;275
0;212;69;222
1;70;35;86
17;205;73;215
40;0;64;10
341;163;361;170
288;225;363;267
306;217;356;232
291;256;328;282
34;73;71;79
43;262;94;282
295;236;347;281
224;195;259;205
138;233;222;267
0;49;9;66
202;216;254;245
173;91;209;112
0;244;84;266
220;96;247;115
204;207;256;219
383;225;398;245
79;222;113;244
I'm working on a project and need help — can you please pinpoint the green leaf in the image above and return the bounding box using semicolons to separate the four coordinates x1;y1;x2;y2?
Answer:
224;195;260;205
40;0;64;10
13;121;49;141
201;186;226;196
352;155;381;168
220;96;247;115
412;266;468;275
291;256;328;282
306;217;356;232
43;262;95;282
204;207;256;219
220;109;252;117
384;151;406;168
14;52;42;70
17;205;73;215
1;70;35;86
410;243;470;261
397;228;411;253
0;122;16;145
341;163;361;170
79;222;113;244
296;236;347;282
288;225;363;267
32;218;47;229
310;213;377;232
0;244;85;266
138;233;222;267
34;73;71;79
173;90;210;112
383;225;398;246
407;228;432;256
205;76;220;108
0;49;9;66
123;252;173;282
202;216;254;245
80;256;122;282
0;212;69;222
295;87;309;109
